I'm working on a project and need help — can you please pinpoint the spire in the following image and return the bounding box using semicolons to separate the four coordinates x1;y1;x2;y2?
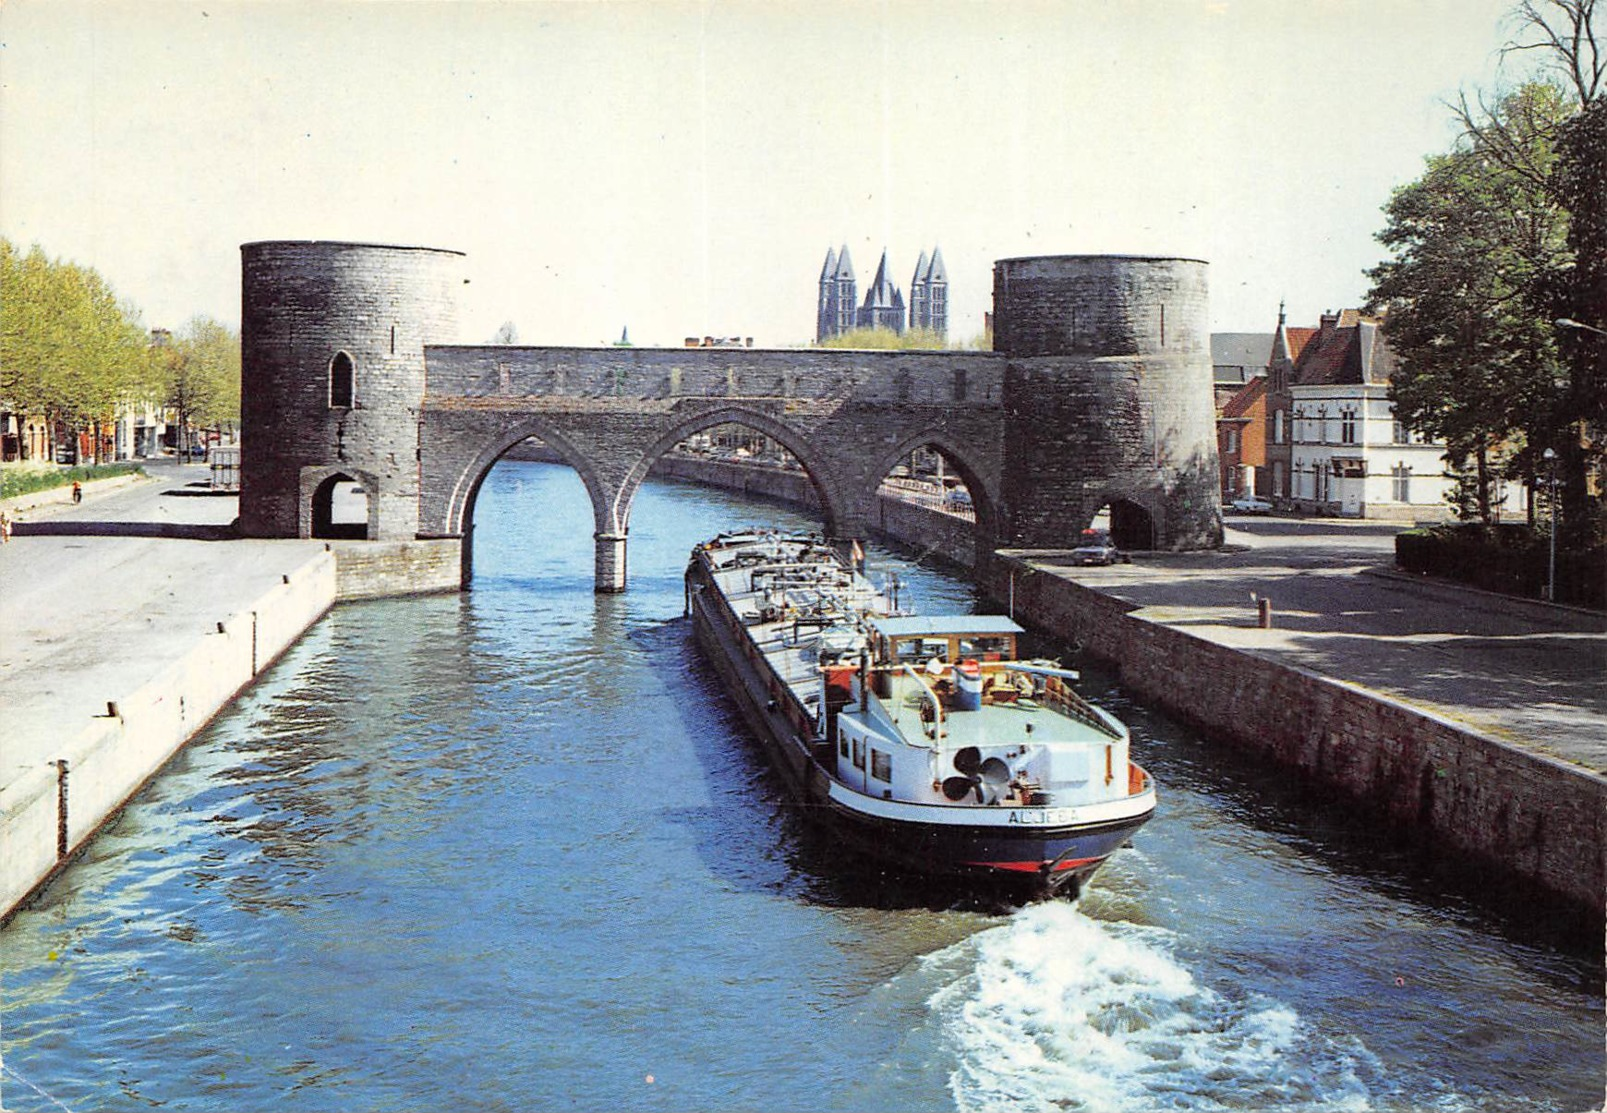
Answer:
927;246;947;284
820;247;837;281
911;249;929;288
835;244;855;280
869;248;892;295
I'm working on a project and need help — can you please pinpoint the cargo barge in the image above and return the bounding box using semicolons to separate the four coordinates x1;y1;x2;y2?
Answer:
686;530;1155;898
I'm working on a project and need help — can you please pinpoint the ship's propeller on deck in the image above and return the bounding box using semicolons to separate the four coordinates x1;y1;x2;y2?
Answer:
942;749;1014;804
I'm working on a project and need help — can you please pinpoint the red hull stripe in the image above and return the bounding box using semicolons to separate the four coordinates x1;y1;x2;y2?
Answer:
966;856;1100;874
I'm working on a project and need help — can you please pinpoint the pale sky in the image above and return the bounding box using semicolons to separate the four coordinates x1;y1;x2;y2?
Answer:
1;0;1535;348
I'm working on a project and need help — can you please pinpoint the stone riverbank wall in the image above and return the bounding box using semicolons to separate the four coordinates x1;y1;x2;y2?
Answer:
643;453;1607;921
979;556;1607;923
2;539;462;922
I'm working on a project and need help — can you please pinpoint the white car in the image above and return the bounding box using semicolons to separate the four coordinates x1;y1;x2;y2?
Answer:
1229;495;1273;514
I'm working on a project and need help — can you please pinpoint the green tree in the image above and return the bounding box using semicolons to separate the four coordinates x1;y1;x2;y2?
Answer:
0;239;152;462
162;315;241;460
819;327;951;350
1367;83;1575;522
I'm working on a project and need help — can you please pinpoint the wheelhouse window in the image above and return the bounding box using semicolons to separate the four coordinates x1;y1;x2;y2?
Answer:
871;750;892;783
330;351;355;409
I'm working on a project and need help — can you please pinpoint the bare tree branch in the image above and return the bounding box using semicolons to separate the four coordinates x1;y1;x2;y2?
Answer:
1502;0;1603;106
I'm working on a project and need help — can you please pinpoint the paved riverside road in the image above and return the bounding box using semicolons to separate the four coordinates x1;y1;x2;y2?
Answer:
1012;516;1607;776
0;459;327;805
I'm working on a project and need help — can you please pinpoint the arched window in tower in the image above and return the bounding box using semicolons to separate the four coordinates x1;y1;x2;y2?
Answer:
329;351;355;409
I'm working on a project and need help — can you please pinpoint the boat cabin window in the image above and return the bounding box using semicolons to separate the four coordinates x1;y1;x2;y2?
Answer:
958;635;1014;661
884;632;1017;664
839;734;850;759
851;738;865;770
871;750;892;782
893;637;952;664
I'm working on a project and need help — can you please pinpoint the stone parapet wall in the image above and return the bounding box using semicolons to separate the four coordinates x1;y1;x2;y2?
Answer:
423;344;1005;406
650;455;822;509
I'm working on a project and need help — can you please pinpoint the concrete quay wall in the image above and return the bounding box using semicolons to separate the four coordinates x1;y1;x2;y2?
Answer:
1;538;464;923
977;556;1607;920
2;550;339;921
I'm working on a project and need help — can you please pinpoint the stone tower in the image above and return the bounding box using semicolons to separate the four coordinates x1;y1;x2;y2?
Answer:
237;241;466;540
816;244;859;342
993;255;1222;550
908;247;948;337
856;249;906;333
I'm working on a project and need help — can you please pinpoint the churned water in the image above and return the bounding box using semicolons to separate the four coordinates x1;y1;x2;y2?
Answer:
1;460;1601;1111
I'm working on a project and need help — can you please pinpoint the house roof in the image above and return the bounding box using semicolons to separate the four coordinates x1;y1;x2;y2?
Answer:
1283;327;1318;362
1211;332;1275;374
1290;313;1395;387
1221;375;1268;419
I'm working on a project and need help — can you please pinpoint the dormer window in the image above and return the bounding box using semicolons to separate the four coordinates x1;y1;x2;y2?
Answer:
330;351;355;409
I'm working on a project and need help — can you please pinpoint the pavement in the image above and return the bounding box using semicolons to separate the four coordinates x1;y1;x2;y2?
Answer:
0;459;327;800
1012;516;1607;776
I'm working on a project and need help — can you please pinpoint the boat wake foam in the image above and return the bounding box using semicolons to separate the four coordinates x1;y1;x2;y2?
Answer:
927;902;1386;1112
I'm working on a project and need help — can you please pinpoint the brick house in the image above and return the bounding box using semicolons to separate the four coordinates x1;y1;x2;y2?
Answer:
1218;374;1269;499
1263;305;1319;504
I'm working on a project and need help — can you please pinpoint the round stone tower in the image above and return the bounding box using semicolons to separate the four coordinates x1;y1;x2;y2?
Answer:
993;255;1222;551
237;241;466;540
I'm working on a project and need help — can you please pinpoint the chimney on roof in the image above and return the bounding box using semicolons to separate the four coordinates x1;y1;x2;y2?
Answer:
1319;310;1339;339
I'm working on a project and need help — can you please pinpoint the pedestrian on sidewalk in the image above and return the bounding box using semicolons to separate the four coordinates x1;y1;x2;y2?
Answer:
0;513;11;543
71;481;82;504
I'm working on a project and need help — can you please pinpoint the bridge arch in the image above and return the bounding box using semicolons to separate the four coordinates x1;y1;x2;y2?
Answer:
867;430;1004;556
442;416;614;539
621;406;851;542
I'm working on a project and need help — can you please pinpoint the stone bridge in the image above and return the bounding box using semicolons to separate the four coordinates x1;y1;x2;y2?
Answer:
238;242;1223;591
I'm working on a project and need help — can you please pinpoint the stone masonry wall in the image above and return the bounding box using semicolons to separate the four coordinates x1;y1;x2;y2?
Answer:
239;242;466;540
995;256;1222;550
2;551;337;922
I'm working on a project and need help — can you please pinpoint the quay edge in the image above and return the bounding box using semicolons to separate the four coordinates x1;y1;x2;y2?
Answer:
1;538;462;925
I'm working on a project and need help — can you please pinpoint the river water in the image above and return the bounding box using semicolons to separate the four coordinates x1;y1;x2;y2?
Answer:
1;460;1601;1112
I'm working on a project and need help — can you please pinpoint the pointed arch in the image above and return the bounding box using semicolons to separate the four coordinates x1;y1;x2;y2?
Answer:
619;406;849;539
329;351;355;409
868;429;1002;546
1083;490;1161;551
442;417;614;540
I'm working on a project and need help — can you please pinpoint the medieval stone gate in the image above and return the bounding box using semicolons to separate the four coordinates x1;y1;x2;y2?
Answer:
238;241;1222;590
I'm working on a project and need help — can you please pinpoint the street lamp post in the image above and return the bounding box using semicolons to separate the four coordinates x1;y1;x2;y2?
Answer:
1541;447;1557;603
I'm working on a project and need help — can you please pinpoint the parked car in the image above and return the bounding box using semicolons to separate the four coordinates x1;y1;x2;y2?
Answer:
1070;529;1130;566
1229;495;1273;514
